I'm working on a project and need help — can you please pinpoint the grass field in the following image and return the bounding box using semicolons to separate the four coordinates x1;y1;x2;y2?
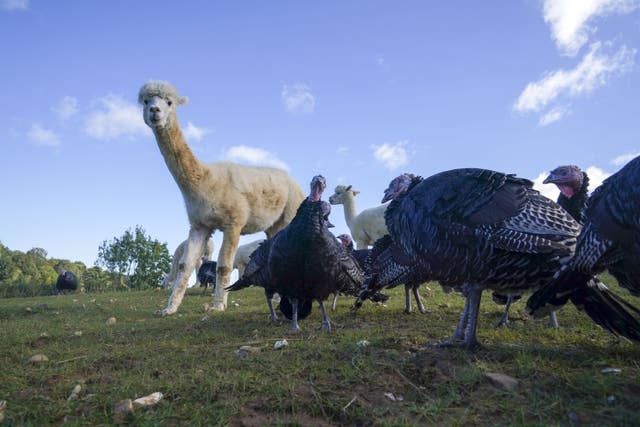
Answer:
1;276;639;426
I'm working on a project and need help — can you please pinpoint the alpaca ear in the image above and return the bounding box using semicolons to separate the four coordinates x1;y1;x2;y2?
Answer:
177;96;189;105
345;185;352;192
352;190;360;196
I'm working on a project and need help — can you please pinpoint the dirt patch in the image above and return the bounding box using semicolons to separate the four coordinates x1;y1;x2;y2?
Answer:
232;405;337;427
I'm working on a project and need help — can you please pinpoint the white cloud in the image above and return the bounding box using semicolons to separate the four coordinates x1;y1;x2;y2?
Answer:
183;121;209;142
538;106;570;126
1;0;29;11
281;83;316;114
84;94;149;140
533;165;611;200
543;0;639;56
27;124;60;147
52;96;79;120
336;146;349;155
611;151;640;166
514;42;635;115
223;145;290;171
371;141;408;171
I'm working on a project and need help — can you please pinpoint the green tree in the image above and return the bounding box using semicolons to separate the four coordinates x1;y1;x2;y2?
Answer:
96;225;171;289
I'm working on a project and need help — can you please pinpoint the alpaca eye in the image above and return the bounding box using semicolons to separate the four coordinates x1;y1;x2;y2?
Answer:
144;100;148;105
167;100;173;106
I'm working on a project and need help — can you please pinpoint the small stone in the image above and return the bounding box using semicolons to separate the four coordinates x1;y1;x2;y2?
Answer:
607;395;617;405
67;384;82;401
105;317;117;325
274;339;289;350
133;392;163;407
26;354;49;364
600;367;621;374
113;399;133;420
40;332;49;337
73;299;78;303
383;392;403;402
356;340;370;347
25;307;32;312
235;346;261;358
438;303;449;309
233;303;240;307
200;316;210;322
74;331;83;337
485;372;519;392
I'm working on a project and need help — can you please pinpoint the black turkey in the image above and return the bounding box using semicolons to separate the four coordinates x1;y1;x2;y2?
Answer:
493;165;590;327
527;156;640;343
56;268;78;294
197;258;217;296
352;234;432;314
334;234;389;310
382;169;585;348
228;176;363;332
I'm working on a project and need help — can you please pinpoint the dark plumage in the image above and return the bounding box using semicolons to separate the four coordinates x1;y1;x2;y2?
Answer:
197;258;217;296
527;156;640;343
56;269;78;294
228;176;364;332
382;169;582;348
352;234;431;314
493;165;590;327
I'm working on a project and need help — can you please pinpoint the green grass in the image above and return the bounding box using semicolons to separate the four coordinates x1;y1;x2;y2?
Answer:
1;276;639;426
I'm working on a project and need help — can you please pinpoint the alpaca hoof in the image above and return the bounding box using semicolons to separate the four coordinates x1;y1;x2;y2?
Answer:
157;307;177;316
208;301;226;312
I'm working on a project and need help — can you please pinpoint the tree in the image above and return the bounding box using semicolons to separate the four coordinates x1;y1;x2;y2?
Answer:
96;225;171;289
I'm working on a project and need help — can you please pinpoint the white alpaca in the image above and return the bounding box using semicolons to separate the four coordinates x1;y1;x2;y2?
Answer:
162;238;215;289
328;185;389;249
232;239;265;277
139;81;305;315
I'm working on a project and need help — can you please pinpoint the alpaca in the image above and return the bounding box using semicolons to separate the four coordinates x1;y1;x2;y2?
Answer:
328;185;389;249
139;81;306;315
232;239;265;277
162;238;214;289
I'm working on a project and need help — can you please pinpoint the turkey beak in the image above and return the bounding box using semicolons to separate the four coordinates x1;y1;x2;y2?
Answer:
381;190;393;204
326;220;335;228
543;172;558;184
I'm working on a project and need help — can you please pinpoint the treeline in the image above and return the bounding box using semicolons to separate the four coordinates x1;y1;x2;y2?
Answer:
0;225;172;298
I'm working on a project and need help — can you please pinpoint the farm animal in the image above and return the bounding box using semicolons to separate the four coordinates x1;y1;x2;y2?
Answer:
138;81;305;315
227;199;336;323
233;239;265;277
231;175;364;333
527;156;640;343
163;239;214;289
329;185;388;249
493;165;590;328
197;258;217;296
382;169;608;348
352;234;431;314
55;267;78;294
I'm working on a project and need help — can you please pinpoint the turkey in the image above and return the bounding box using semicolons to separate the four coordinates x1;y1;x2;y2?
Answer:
527;156;640;343
382;169;586;348
228;175;364;332
493;165;590;328
196;258;217;296
55;267;78;294
334;234;389;310
352;234;432;314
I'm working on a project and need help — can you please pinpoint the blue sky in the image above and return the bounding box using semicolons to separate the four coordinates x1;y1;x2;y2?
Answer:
1;0;639;275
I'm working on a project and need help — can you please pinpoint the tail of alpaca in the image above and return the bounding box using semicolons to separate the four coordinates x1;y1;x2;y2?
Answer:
527;269;640;344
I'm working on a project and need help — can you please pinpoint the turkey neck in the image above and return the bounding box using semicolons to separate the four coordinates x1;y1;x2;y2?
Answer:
558;172;589;223
152;116;210;194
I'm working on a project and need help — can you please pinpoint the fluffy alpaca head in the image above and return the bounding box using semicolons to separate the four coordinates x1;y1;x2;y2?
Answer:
328;185;360;205
138;80;188;130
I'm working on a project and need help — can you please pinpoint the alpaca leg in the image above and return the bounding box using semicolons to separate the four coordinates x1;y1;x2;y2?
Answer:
404;285;413;314
211;228;241;311
413;285;428;314
355;239;368;250
160;228;209;316
165;243;183;288
548;311;559;328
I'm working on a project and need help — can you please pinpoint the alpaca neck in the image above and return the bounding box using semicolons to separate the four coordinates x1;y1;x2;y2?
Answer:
341;196;358;228
153;115;208;193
